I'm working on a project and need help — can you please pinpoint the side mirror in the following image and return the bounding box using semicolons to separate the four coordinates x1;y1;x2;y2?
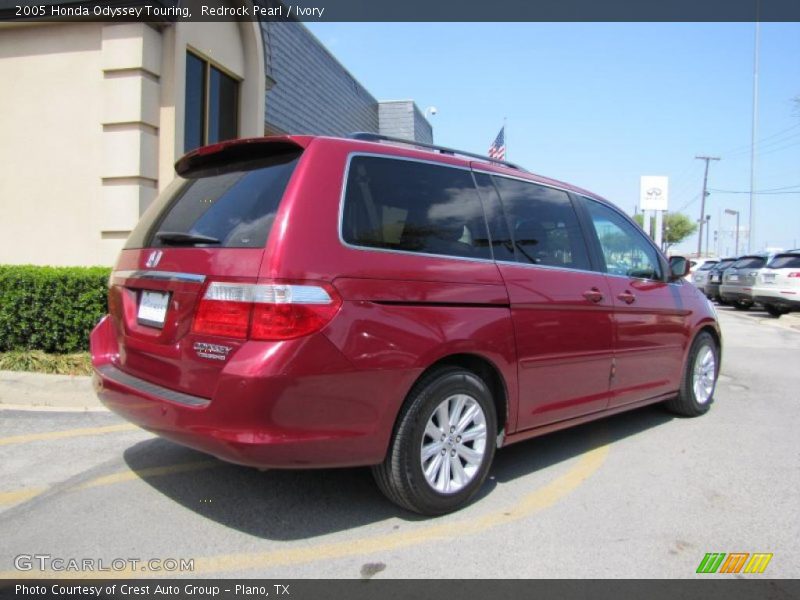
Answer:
669;256;691;281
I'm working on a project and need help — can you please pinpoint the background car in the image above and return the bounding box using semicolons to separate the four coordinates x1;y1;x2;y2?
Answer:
705;257;739;304
690;259;719;294
751;251;800;317
720;254;771;310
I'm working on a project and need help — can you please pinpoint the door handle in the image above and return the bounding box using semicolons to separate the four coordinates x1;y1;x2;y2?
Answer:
583;288;604;303
617;291;636;304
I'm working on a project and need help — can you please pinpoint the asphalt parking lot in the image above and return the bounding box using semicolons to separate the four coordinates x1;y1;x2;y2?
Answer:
1;308;798;579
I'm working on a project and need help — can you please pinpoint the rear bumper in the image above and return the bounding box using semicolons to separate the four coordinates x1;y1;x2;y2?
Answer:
751;287;800;310
90;316;416;469
719;285;753;304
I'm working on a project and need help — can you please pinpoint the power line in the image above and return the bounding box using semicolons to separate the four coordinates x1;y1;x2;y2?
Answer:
724;132;800;159
709;190;800;195
710;183;800;193
715;122;800;156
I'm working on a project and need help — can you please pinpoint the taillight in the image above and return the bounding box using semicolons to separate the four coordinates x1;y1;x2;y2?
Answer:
191;281;342;340
788;272;800;278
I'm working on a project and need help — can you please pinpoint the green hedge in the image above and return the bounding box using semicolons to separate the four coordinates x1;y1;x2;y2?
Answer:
0;265;111;353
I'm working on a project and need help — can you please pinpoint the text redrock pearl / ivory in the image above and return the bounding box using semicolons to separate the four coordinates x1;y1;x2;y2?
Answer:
202;4;326;18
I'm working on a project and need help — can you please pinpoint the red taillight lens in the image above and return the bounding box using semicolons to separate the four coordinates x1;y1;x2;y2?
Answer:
191;281;342;340
788;272;800;278
193;299;251;338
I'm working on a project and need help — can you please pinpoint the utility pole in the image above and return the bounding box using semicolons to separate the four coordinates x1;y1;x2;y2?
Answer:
695;156;720;256
749;20;760;252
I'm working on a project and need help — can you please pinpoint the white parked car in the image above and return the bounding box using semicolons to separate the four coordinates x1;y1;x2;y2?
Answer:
751;251;800;318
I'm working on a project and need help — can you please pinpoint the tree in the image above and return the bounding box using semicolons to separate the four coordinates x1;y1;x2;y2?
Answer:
634;212;698;252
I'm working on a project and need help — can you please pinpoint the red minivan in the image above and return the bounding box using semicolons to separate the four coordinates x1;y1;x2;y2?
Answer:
91;133;721;515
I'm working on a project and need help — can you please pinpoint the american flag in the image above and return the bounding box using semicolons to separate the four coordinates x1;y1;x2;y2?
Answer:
488;126;506;160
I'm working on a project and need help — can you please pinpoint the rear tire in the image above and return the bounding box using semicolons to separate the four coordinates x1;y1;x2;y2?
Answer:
765;304;785;318
665;332;719;417
372;367;497;516
733;300;751;311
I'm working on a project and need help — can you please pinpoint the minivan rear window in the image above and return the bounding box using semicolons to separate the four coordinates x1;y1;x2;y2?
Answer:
768;254;800;269
341;156;491;260
125;152;301;249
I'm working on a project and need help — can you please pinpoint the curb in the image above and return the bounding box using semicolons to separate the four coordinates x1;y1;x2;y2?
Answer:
0;370;105;411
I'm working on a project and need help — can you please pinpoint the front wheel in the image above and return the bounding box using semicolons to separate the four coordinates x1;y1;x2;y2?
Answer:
665;332;719;417
765;304;786;318
372;367;497;515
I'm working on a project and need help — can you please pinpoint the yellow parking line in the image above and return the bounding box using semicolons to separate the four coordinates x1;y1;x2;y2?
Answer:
0;461;222;508
0;424;137;447
0;487;46;506
4;441;610;579
188;443;610;576
78;460;222;489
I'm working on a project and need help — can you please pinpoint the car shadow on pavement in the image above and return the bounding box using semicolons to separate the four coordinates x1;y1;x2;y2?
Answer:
123;403;674;541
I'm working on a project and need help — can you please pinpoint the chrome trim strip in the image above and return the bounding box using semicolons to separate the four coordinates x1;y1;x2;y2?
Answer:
113;270;206;284
493;259;603;277
97;364;210;408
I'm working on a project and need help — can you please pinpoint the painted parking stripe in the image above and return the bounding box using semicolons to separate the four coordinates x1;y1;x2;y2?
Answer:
77;460;222;490
0;460;222;508
3;441;610;579
0;423;137;447
0;487;46;506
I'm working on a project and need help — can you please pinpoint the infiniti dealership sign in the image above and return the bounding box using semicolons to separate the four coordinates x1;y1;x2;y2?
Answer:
640;175;669;211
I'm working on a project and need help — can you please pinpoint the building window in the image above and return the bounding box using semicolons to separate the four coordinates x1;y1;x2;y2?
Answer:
184;51;239;152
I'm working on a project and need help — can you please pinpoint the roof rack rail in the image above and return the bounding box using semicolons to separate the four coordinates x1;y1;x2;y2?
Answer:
347;132;526;171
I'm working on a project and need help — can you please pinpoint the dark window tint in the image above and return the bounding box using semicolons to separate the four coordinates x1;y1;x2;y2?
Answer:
342;156;491;260
491;176;590;270
185;52;239;152
733;256;766;269
184;53;206;153
582;197;662;280
125;152;301;249
768;254;800;269
713;260;737;271
473;172;515;262
208;66;238;144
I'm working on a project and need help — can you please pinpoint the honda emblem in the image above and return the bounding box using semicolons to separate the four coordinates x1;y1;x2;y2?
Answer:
145;250;163;268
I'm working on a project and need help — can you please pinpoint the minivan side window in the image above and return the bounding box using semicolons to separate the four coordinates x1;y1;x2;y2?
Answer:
582;197;663;280
342;156;491;260
490;176;590;270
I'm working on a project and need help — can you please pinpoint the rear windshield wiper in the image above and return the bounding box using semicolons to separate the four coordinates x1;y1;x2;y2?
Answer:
155;231;221;246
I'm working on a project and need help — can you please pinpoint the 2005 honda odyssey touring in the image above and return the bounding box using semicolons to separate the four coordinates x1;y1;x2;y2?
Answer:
91;133;722;515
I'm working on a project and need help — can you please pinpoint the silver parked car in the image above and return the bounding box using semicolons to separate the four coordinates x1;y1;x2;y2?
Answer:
691;260;719;295
719;254;770;310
